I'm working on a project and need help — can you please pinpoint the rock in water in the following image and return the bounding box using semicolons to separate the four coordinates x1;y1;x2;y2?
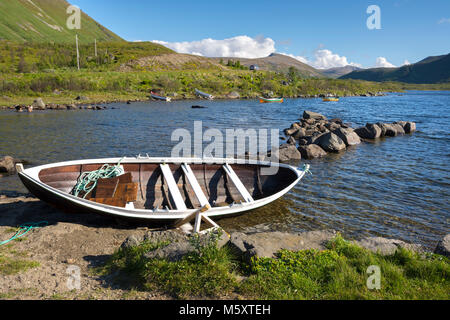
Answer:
32;98;46;110
376;123;398;137
298;144;327;159
314;132;346;152
404;121;416;133
434;234;450;257
276;144;302;162
354;123;382;139
391;123;405;135
302;110;327;120
0;156;16;174
332;127;361;146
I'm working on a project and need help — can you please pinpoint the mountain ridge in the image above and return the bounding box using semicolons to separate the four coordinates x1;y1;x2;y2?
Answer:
340;53;450;84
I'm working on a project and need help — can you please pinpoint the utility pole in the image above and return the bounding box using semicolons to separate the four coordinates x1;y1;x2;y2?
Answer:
76;34;80;70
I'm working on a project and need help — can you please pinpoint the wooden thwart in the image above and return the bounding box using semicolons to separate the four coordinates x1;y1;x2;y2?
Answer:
181;163;210;207
223;163;254;203
160;164;187;210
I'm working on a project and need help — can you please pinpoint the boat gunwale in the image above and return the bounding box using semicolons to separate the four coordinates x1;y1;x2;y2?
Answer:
18;157;306;221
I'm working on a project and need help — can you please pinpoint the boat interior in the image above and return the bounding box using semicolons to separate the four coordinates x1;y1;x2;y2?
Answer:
37;162;298;210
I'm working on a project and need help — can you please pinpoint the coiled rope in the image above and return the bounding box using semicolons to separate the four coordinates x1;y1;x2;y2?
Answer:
71;158;125;198
0;221;48;246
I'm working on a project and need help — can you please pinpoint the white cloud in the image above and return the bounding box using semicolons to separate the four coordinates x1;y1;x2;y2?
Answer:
280;49;361;69
437;18;450;24
278;53;309;64
152;35;276;59
402;60;411;66
375;57;396;68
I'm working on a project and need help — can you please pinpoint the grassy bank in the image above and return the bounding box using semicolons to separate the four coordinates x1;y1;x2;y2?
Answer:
0;69;411;108
96;234;450;300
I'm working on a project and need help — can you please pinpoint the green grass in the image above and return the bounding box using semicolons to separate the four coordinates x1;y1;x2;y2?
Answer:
97;234;450;300
0;254;40;275
0;0;123;44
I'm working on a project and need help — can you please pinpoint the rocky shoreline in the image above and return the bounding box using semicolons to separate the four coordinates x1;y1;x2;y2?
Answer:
0;195;448;299
0;91;390;112
276;110;417;161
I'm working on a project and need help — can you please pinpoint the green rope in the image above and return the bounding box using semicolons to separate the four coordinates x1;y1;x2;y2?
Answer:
71;158;125;199
301;164;312;175
0;221;48;246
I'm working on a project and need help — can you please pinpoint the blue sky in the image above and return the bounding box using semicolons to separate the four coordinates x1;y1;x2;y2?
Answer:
71;0;450;69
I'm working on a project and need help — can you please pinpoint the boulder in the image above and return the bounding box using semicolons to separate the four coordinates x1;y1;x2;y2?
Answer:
298;144;327;159
32;98;46;109
229;230;337;261
66;104;77;110
434;234;450;257
276;144;302;162
142;229;229;262
314;132;346;152
283;123;301;136
332;127;361;146
303;110;327;121
376;123;398;137
0;156;16;174
354;123;382;139
227;91;240;99
391;123;405;135
357;237;423;255
291;127;306;140
404;122;416;134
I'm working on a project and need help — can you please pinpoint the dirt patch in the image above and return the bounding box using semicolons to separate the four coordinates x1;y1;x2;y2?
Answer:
0;196;170;300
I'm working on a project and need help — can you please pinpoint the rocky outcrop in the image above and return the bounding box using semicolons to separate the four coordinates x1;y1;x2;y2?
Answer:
121;229;229;262
279;110;416;162
356;237;423;255
434;234;450;257
228;230;337;261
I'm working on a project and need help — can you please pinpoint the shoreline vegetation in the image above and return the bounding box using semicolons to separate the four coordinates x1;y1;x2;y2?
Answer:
1;71;449;109
0;41;449;109
0;195;448;300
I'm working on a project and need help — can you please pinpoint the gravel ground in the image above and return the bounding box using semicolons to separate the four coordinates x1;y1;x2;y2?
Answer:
0;196;170;300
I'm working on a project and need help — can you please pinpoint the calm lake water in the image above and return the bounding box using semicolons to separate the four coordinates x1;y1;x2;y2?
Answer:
1;91;449;249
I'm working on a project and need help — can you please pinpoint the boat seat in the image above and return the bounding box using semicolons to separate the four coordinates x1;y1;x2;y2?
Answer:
222;163;254;203
181;163;210;208
160;164;188;211
89;172;138;208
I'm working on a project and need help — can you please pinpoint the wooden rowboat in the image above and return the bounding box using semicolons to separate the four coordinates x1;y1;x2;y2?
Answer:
16;157;309;225
150;91;171;102
259;97;284;103
322;97;339;102
195;89;214;100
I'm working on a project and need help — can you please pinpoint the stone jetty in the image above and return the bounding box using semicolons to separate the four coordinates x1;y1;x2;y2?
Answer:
278;110;416;160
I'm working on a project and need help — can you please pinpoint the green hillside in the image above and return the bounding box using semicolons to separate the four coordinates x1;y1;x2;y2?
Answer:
0;0;123;43
340;53;450;84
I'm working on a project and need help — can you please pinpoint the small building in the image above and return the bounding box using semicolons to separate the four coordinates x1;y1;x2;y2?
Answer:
249;64;259;71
